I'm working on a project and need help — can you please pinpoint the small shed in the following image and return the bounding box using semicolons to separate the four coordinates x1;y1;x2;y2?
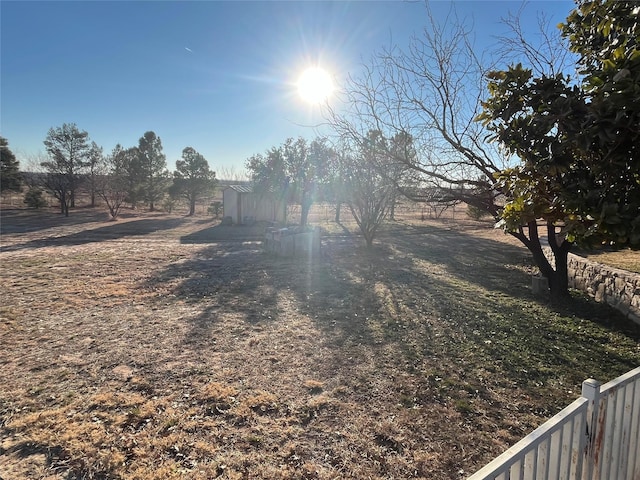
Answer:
222;185;286;225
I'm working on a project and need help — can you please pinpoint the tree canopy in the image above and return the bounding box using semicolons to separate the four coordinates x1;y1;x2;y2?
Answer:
137;131;169;211
477;0;640;297
0;136;22;193
479;0;640;247
246;137;333;226
561;0;640;246
341;131;397;247
171;147;217;216
42;123;92;216
95;144;130;220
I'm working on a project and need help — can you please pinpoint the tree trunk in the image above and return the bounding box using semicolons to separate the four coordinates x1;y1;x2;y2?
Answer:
59;188;70;216
389;192;396;221
335;202;342;223
510;220;572;300
545;221;572;301
300;198;312;226
547;250;570;301
188;198;196;216
364;232;374;248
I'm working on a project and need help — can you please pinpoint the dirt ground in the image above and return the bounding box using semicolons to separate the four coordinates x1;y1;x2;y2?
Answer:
1;206;639;479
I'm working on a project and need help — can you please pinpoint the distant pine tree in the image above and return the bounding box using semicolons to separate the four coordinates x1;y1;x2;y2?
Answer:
0;136;22;193
137;131;169;211
24;187;46;209
42;123;91;216
170;147;217;216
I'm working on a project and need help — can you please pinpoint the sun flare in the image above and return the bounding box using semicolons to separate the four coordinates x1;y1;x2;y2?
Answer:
297;67;334;104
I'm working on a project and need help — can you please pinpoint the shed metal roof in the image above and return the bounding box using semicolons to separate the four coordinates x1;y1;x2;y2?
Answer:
223;184;254;194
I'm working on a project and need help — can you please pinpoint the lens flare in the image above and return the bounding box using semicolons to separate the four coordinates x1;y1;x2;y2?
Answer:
297;67;334;104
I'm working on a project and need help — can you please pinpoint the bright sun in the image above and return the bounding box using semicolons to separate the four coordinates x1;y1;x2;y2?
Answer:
297;67;334;104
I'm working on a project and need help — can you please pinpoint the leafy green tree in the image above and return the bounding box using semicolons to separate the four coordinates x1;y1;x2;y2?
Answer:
0;136;22;193
137;131;169;211
284;137;333;226
478;65;583;297
246;137;333;226
561;0;640;246
478;0;640;298
118;146;144;208
247;148;285;191
42;123;91;216
246;146;290;223
170;147;217;216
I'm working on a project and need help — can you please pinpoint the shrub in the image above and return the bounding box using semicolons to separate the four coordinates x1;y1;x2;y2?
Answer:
24;188;46;209
162;196;177;213
466;204;491;220
208;201;223;218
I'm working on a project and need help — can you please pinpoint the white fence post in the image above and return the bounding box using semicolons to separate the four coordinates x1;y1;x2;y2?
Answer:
466;368;640;480
581;378;601;480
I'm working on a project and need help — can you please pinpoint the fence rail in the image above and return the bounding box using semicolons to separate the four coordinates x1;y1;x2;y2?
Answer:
467;366;640;480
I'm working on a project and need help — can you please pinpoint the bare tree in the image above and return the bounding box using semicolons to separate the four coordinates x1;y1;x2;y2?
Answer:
86;142;103;208
340;132;396;247
496;6;574;78
327;5;507;217
217;165;251;184
326;2;583;295
95;145;130;220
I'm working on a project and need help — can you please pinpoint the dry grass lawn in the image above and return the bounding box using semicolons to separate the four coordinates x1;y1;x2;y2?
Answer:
1;206;639;479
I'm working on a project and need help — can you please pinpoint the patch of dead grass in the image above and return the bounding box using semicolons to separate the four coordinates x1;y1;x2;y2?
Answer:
1;208;639;479
578;248;640;273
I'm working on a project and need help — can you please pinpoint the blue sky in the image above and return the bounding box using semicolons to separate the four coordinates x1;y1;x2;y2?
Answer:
1;1;575;174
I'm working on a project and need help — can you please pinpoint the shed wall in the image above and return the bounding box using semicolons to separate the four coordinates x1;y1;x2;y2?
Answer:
223;189;286;224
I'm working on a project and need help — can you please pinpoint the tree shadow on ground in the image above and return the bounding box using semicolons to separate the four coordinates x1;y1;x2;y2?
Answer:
382;222;534;298
379;222;640;380
180;224;267;244
0;208;109;235
1;217;189;252
148;236;403;361
149;222;640;406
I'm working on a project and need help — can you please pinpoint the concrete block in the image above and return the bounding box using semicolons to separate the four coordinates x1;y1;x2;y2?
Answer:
532;275;548;295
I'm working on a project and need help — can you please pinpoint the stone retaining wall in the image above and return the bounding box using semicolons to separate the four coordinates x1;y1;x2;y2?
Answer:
543;247;640;324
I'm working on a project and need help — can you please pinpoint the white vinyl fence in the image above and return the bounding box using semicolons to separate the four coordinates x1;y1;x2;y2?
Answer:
467;366;640;480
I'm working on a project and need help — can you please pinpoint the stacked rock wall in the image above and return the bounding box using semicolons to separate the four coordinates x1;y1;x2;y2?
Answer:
543;247;640;324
